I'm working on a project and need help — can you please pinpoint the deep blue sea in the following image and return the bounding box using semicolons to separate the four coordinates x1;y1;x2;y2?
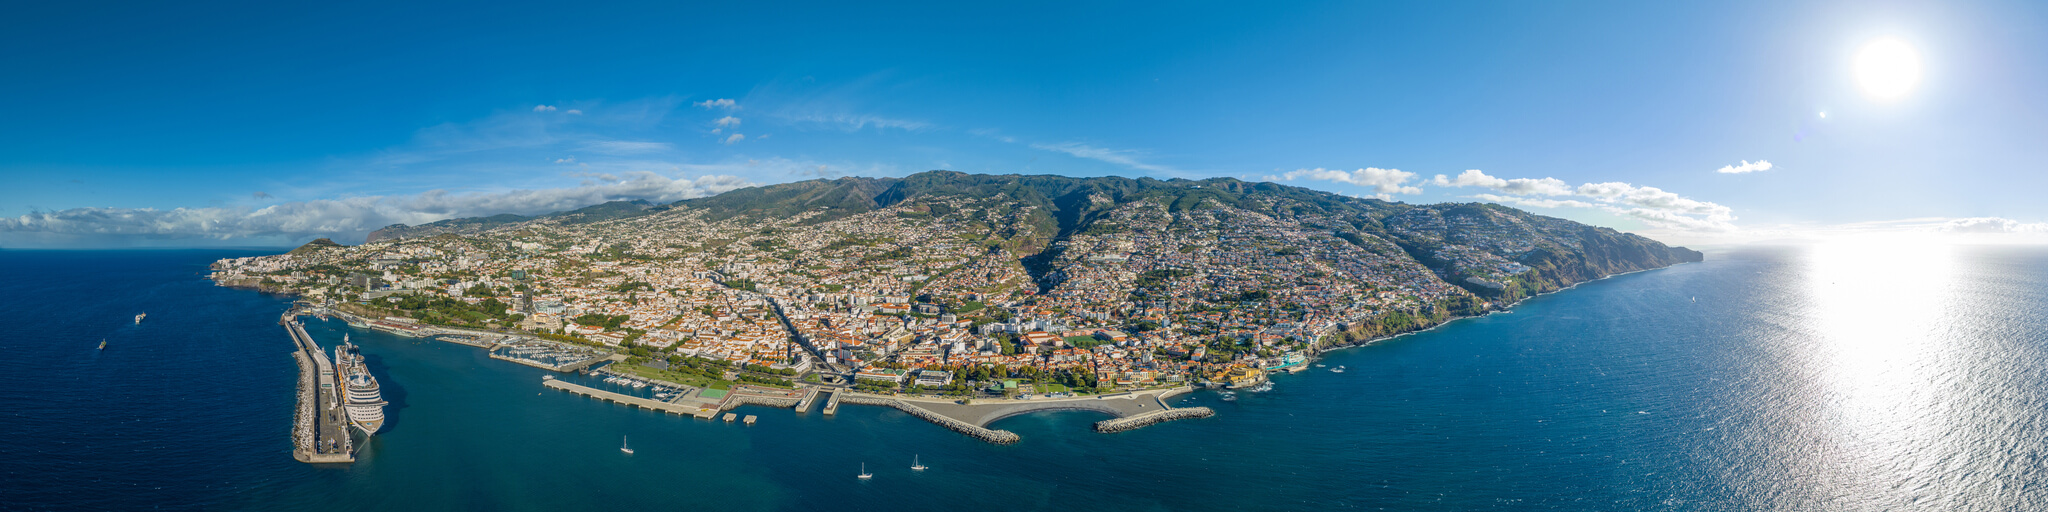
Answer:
4;245;2047;510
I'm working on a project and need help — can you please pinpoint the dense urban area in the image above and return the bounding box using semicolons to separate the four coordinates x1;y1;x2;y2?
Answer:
216;171;1701;399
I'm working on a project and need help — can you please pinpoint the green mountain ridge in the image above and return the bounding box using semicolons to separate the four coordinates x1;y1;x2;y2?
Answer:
364;171;1701;299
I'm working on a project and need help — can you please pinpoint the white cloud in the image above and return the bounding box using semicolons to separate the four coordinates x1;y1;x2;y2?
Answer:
533;105;557;112
1430;169;1572;196
1716;160;1774;174
1471;193;1595;209
756;133;771;140
1939;217;2048;234
1029;142;1188;175
552;157;575;164
252;191;272;200
693;98;739;110
1268;167;1423;195
715;116;741;127
1429;169;1734;232
722;133;745;145
1575;181;1737;231
0;173;753;242
564;109;583;115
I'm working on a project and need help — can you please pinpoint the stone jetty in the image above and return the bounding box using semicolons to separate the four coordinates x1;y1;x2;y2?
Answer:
840;395;1021;444
1093;406;1215;433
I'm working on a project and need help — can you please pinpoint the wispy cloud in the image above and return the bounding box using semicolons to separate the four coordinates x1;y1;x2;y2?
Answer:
1715;160;1774;174
580;140;672;154
1471;193;1595;209
693;98;739;110
781;112;929;131
1029;142;1187;175
714;116;741;127
0;172;753;243
722;133;745;145
968;128;1017;143
533;105;557;112
1266;167;1423;195
1939;217;2048;234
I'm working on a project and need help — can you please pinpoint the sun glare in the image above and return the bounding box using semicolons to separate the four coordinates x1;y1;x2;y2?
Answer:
1854;38;1922;101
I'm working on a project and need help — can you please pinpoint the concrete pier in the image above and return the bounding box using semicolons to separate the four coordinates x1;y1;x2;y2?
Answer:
831;386;1207;443
723;413;737;422
743;415;757;426
822;390;841;415
545;379;700;416
794;388;820;413
283;312;353;464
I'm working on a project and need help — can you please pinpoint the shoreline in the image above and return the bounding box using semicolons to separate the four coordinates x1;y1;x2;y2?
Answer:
233;260;1690;447
1309;262;1689;356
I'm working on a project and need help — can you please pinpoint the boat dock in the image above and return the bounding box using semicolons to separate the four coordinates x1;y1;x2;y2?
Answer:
793;388;820;413
283;312;353;464
822;390;841;415
828;386;1210;444
544;379;715;417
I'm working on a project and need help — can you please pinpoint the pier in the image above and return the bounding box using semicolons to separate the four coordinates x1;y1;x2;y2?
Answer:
283;312;353;464
832;386;1210;444
793;388;820;413
544;379;709;417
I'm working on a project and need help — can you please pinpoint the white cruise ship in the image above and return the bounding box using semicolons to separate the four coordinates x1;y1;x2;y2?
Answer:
335;337;388;435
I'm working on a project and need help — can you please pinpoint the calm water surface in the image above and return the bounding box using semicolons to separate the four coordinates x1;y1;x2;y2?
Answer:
2;246;2045;510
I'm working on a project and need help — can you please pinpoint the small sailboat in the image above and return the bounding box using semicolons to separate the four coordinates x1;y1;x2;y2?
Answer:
1691;296;1696;303
912;455;927;471
99;339;107;350
620;436;633;455
858;463;872;479
1331;365;1346;373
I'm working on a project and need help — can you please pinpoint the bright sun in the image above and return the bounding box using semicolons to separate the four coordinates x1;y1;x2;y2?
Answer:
1855;38;1922;101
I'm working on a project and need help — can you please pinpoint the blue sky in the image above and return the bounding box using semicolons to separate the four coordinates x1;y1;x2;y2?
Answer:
5;0;2046;247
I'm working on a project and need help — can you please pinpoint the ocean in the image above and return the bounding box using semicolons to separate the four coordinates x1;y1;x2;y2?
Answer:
3;245;2045;510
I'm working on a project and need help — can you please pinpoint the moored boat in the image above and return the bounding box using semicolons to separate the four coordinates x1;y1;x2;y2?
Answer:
336;336;388;435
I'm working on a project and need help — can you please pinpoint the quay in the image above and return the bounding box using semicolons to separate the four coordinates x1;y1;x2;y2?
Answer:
282;311;353;464
793;388;820;413
822;390;841;415
544;379;704;417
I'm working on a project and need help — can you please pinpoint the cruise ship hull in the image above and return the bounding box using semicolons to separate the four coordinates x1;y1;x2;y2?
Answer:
336;342;388;435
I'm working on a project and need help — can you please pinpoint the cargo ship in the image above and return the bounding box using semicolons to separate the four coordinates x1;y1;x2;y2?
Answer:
334;335;388;435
